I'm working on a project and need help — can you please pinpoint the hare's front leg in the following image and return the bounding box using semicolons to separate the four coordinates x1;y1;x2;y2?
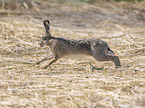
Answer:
42;56;60;69
36;55;53;64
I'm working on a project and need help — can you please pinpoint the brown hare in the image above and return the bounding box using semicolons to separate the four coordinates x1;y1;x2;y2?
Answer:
36;20;121;69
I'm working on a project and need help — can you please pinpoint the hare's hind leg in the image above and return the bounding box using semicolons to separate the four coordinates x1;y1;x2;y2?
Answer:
112;56;121;68
42;56;60;69
93;54;121;68
92;46;121;68
36;55;53;64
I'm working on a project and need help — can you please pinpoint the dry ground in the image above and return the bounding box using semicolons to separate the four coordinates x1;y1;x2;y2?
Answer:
0;1;145;108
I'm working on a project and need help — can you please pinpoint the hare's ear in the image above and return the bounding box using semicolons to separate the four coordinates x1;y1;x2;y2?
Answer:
43;20;50;34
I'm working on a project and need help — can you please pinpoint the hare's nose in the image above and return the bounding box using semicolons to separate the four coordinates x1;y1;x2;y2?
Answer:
42;36;46;40
38;41;44;47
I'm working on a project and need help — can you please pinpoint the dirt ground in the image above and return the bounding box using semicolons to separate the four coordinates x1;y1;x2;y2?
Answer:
0;0;145;107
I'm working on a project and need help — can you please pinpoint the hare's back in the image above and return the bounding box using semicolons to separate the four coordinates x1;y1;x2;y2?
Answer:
53;38;91;55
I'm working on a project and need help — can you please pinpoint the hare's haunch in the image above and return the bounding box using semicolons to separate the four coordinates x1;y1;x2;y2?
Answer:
36;20;121;69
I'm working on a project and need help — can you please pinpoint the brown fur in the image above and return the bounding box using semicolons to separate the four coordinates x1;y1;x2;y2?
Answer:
36;20;121;69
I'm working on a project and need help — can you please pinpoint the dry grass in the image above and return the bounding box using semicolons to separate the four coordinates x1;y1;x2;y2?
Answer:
0;1;145;108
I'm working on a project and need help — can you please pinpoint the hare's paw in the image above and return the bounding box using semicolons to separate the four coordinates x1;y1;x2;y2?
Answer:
42;65;49;69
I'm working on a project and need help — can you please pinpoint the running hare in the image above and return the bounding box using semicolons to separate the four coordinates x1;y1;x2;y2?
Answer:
36;20;121;69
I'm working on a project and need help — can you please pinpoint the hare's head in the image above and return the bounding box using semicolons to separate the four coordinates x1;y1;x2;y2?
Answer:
39;20;52;47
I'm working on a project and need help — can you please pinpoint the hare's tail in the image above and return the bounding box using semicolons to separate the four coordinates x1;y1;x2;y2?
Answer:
108;47;114;56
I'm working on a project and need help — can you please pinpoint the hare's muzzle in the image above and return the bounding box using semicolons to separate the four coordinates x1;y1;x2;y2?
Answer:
38;40;44;47
38;35;47;47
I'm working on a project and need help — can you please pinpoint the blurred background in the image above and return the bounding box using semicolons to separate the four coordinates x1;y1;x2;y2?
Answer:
0;0;145;29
